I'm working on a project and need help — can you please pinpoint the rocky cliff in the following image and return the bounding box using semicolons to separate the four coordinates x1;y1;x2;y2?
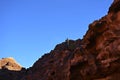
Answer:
0;0;120;80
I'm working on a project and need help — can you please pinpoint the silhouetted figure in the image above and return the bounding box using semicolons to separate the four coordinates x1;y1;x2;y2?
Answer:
65;38;69;47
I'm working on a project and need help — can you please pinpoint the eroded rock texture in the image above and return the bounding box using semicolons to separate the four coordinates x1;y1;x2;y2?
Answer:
21;1;120;80
1;0;120;80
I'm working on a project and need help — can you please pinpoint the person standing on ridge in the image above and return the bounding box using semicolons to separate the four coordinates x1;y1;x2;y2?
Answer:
65;38;69;47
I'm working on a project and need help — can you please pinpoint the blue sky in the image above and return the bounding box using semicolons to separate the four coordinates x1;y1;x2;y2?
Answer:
0;0;113;68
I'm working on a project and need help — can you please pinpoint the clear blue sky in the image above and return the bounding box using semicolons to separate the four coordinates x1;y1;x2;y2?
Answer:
0;0;113;68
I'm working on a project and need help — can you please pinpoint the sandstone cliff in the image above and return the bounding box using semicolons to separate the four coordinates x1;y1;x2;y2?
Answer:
1;0;120;80
21;0;120;80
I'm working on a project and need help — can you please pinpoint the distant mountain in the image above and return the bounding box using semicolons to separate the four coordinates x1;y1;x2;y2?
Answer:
0;57;26;80
0;57;22;71
1;0;120;80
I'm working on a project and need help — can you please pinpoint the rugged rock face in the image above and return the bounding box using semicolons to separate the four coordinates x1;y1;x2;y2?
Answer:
1;0;120;80
21;0;120;80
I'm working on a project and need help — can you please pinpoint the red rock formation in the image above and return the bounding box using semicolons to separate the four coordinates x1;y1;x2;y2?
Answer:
22;0;120;80
1;0;120;80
